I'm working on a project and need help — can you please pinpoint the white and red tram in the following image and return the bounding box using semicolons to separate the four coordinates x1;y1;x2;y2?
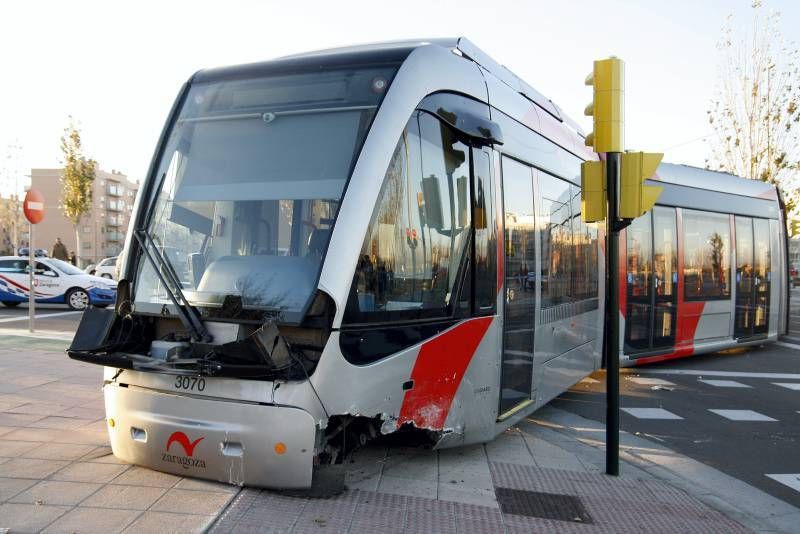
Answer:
69;38;788;488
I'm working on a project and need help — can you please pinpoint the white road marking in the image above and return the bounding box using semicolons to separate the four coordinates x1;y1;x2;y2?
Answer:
766;474;800;493
627;377;675;386
708;409;777;422
621;408;683;420
639;369;800;380
698;379;751;388
579;377;600;384
0;311;82;323
776;341;800;350
773;383;800;391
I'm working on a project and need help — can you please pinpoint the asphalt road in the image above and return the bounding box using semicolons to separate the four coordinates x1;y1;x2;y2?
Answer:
554;343;800;508
0;302;83;333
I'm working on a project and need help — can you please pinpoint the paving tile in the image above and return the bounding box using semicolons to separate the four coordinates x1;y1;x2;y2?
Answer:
80;446;128;464
405;510;456;533
377;474;436;499
23;442;96;461
42;506;141;534
0;457;69;479
50;461;129;483
0;439;43;457
173;477;240;493
345;468;381;492
437;483;498;508
382;450;438;482
9;480;103;506
349;504;405;534
0;502;70;532
0;476;37;502
110;465;181;487
150;488;234;515
1;427;65;443
292;500;357;532
0;412;45;426
81;484;168;510
485;430;536;466
8;402;74;416
123;511;215;533
29;415;94;430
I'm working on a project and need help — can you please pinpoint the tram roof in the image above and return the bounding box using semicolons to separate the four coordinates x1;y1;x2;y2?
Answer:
655;163;778;200
192;38;581;130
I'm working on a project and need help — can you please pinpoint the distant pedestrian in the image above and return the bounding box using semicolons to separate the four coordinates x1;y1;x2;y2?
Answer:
68;251;77;266
51;238;68;261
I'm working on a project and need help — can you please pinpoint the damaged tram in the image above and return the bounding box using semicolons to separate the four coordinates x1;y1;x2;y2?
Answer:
68;38;671;488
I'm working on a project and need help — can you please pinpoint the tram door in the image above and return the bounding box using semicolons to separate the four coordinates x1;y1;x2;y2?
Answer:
499;157;536;416
624;207;678;354
735;217;771;338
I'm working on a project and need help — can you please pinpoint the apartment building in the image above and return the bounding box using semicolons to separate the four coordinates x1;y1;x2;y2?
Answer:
30;168;138;267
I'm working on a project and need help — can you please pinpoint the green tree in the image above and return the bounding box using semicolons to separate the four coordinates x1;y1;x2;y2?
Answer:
706;1;800;213
60;118;96;266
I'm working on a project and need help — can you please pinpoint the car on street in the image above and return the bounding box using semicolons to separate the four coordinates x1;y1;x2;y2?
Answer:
86;256;118;279
0;255;117;310
17;247;48;257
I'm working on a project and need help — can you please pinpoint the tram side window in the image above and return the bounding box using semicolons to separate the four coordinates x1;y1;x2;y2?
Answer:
344;111;472;323
473;149;497;313
683;210;731;300
540;173;573;307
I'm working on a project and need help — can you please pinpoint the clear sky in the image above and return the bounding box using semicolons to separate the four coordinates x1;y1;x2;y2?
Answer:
1;0;798;192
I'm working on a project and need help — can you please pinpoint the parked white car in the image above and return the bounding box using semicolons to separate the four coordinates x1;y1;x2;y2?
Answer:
86;256;118;279
0;256;117;310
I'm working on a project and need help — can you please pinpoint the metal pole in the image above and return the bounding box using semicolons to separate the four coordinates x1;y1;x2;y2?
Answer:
28;222;35;333
605;152;621;476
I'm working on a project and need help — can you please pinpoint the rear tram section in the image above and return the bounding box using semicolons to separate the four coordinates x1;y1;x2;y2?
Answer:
620;164;786;365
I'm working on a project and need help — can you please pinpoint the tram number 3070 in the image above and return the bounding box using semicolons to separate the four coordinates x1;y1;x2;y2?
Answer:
174;376;206;392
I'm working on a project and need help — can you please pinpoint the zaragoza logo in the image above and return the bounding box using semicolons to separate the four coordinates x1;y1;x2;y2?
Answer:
162;431;206;469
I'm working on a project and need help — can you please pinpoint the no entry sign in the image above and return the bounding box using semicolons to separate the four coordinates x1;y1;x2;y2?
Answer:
24;189;45;224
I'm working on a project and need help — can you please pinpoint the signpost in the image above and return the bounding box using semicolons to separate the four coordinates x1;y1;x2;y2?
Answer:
23;189;45;333
581;58;663;476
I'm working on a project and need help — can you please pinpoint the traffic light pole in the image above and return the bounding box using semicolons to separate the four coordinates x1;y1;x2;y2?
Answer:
605;151;621;476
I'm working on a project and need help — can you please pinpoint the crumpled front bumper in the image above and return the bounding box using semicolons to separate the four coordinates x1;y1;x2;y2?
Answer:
104;383;317;488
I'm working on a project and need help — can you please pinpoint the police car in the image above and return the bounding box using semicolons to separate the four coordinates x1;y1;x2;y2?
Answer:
0;256;117;310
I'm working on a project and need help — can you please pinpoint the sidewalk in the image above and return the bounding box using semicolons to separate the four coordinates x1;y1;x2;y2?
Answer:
0;337;796;532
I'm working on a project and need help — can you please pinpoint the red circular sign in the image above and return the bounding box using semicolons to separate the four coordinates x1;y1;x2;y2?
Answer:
24;189;45;224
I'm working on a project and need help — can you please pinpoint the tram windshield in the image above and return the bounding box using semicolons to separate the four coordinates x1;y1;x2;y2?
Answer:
133;66;396;323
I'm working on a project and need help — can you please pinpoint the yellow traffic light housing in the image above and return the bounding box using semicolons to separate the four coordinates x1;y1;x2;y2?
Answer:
584;58;624;153
619;152;663;219
790;219;800;237
581;160;606;223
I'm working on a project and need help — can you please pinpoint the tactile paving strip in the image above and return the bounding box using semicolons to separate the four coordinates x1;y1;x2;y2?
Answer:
489;462;750;533
209;463;750;533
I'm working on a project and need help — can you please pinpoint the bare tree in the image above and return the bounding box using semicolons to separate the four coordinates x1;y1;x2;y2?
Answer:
60;118;96;266
706;1;800;213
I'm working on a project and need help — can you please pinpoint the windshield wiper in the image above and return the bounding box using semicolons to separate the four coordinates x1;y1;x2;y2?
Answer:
133;230;212;343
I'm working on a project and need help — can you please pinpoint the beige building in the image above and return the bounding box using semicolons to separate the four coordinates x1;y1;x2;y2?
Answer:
30;168;138;267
